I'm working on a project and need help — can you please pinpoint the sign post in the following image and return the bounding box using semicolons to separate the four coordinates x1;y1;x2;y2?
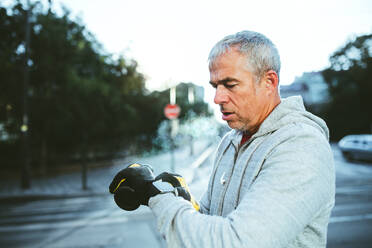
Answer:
164;104;180;120
164;103;181;172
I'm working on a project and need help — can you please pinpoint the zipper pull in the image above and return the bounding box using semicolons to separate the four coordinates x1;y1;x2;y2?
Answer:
220;172;226;185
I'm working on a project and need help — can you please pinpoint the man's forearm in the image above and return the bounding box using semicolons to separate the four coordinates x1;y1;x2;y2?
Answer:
149;193;249;248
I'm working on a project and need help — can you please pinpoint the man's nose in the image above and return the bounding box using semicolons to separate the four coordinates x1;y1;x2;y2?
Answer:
214;86;229;105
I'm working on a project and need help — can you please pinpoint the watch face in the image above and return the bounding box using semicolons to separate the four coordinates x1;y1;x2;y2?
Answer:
152;180;174;193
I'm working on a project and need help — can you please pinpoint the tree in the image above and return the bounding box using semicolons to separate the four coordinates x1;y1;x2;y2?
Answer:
0;1;163;175
321;34;372;140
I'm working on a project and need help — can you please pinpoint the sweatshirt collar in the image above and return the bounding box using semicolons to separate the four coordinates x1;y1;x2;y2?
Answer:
228;96;306;146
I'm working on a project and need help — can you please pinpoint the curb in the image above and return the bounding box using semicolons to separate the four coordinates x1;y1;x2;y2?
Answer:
189;145;215;183
0;192;108;204
0;144;215;203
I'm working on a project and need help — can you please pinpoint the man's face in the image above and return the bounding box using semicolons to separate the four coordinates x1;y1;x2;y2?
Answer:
209;48;272;134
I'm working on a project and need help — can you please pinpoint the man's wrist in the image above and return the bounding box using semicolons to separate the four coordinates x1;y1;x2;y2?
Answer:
148;191;177;209
152;180;177;195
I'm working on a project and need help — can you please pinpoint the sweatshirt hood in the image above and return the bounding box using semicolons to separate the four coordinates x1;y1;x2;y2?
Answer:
229;96;329;147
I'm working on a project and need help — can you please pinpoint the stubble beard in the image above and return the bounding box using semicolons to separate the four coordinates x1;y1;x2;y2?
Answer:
227;114;259;135
227;117;250;133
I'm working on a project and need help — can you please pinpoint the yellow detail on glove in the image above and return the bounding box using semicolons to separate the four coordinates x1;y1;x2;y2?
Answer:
175;176;187;188
190;197;200;211
112;178;126;193
156;172;200;211
175;176;200;211
129;163;141;168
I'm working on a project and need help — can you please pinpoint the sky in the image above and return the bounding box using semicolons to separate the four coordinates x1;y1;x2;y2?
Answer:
6;0;372;103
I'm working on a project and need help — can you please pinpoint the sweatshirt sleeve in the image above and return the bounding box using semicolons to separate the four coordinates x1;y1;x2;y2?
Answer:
149;130;335;248
198;165;215;214
198;190;210;214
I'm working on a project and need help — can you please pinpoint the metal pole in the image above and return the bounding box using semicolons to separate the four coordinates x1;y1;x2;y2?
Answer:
82;156;87;190
170;137;175;173
21;0;32;189
188;86;194;104
188;86;194;155
170;86;176;172
81;134;88;190
170;86;176;105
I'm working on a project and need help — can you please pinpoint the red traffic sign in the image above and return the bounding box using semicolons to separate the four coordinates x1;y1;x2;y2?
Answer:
164;104;181;119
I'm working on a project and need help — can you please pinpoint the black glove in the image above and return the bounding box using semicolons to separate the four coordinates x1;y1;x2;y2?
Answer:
155;172;200;211
109;163;159;211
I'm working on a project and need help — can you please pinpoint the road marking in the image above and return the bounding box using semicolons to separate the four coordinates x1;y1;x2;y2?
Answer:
332;202;372;212
2;210;372;233
0;208;152;232
0;209;109;232
190;145;215;170
0;214;153;232
187;145;215;183
330;213;372;223
336;185;372;194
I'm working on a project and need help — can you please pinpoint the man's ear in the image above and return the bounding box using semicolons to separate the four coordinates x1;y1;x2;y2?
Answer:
263;70;279;94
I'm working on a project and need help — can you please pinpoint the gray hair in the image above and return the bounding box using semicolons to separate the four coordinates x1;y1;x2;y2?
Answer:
208;30;281;82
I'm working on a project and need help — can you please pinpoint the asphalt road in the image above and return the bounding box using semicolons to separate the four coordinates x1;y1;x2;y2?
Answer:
0;144;371;248
327;144;372;248
0;195;166;248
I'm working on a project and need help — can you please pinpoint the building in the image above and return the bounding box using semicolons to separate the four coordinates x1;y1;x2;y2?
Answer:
280;72;329;108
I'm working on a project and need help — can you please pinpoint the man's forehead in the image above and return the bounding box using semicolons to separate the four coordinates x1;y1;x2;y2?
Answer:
210;49;248;66
209;53;252;76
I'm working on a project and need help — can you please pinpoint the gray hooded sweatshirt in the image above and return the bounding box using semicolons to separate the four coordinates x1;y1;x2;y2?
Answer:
149;96;335;248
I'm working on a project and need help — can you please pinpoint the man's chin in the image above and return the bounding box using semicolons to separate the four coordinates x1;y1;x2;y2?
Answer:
227;121;242;130
226;120;249;132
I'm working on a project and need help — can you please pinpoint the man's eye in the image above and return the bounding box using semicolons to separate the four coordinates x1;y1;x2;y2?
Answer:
210;83;217;89
225;84;236;89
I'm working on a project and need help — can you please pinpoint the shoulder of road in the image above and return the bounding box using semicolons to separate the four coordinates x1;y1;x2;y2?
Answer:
0;139;216;203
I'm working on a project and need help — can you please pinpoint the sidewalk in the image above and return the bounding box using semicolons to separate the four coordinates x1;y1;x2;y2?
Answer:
0;140;217;248
0;139;215;201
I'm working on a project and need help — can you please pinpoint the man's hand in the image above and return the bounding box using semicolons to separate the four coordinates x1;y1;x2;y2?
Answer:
109;163;159;211
109;164;200;212
155;172;200;211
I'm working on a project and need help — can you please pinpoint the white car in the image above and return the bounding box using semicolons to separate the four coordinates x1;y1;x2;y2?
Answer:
338;134;372;162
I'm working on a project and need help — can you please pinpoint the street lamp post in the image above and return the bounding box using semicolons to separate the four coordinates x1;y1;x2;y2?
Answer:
20;0;32;189
164;86;181;173
188;86;194;155
170;87;176;173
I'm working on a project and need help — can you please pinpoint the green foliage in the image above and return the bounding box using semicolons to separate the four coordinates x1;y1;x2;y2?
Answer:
321;34;372;140
0;1;161;168
0;3;25;135
0;1;213;170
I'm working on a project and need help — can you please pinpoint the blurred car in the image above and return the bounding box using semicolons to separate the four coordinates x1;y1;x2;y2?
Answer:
338;134;372;162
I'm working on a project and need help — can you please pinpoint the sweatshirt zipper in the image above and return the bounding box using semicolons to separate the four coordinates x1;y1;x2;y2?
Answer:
217;145;240;215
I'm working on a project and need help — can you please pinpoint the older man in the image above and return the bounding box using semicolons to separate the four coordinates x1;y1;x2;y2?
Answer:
110;31;335;248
